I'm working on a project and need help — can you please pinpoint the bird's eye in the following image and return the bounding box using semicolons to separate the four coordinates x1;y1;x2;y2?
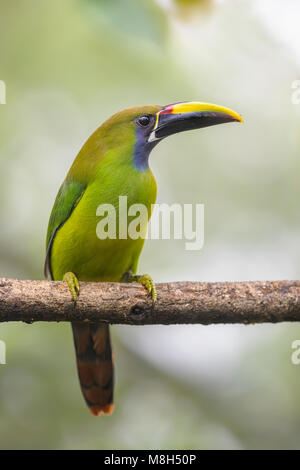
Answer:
136;115;152;127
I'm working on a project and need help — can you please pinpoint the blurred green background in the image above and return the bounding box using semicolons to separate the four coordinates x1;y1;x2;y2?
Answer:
1;0;300;449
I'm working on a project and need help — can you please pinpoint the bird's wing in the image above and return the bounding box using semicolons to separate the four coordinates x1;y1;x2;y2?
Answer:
44;179;86;279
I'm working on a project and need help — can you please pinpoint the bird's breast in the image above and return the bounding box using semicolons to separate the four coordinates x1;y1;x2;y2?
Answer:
51;168;157;281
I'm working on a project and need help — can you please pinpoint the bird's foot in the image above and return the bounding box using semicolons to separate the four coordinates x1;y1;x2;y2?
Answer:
63;271;80;302
123;272;157;304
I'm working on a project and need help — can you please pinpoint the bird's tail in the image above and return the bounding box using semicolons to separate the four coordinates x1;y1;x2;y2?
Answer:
71;322;114;416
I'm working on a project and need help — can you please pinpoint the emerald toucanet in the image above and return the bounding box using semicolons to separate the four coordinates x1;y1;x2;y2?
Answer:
45;101;242;416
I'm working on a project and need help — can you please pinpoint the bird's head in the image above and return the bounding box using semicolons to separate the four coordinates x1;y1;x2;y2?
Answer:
90;101;243;172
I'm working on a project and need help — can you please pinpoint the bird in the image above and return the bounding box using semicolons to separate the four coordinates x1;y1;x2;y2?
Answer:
45;101;242;416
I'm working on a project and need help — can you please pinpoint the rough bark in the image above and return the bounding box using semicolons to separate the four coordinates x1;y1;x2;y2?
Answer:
1;277;300;325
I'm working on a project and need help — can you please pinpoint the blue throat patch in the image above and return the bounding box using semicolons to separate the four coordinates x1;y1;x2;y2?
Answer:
133;127;158;171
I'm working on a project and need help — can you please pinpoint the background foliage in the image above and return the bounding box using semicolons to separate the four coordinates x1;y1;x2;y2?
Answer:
0;0;300;449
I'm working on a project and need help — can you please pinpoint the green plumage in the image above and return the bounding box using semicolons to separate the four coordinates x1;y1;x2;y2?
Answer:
45;180;86;278
45;106;160;283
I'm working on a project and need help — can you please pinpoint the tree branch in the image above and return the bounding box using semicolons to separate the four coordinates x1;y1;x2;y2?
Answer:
1;277;300;325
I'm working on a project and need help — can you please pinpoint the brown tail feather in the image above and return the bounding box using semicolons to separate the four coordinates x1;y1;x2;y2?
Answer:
72;322;114;416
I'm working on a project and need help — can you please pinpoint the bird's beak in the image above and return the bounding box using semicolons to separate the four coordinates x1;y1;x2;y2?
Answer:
148;101;243;142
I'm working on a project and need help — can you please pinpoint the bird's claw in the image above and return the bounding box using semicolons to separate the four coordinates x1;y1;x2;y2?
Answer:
63;271;80;302
123;272;157;304
137;274;157;304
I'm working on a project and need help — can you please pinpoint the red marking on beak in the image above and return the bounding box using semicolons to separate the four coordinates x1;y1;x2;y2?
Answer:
160;105;175;115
